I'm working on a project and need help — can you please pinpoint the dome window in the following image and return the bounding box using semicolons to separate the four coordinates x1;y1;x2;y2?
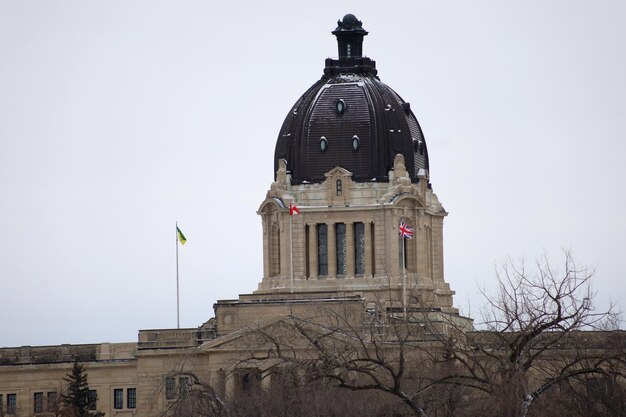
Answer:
319;137;328;152
335;99;346;115
351;135;360;151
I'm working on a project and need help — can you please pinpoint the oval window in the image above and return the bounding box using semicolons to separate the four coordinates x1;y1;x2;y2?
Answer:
351;135;360;151
320;137;328;152
335;99;346;115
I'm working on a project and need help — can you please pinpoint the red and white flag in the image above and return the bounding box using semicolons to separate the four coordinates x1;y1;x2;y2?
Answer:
289;203;301;216
398;219;414;239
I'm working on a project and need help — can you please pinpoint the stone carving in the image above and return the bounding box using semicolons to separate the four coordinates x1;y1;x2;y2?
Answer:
269;159;289;198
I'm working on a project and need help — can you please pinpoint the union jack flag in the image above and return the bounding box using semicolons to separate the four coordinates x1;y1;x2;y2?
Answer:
398;219;414;240
289;203;301;216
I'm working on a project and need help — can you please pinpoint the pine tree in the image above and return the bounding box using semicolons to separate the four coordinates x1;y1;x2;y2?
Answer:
61;362;103;417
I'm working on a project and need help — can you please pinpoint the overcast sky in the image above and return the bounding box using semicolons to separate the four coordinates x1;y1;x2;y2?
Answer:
1;1;625;347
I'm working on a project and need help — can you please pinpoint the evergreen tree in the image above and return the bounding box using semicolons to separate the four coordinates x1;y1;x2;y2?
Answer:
61;362;103;417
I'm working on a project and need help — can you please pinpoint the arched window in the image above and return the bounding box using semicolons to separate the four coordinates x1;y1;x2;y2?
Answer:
398;219;416;273
354;222;365;275
317;224;328;276
270;224;281;277
336;179;342;196
336;223;346;276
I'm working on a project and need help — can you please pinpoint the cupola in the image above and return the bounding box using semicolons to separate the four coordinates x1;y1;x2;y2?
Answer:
274;14;429;185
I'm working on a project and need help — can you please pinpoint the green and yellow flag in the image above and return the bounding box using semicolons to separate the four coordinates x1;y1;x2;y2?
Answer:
176;226;187;245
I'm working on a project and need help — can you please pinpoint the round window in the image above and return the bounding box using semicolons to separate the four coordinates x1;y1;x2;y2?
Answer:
351;135;360;151
335;99;346;115
320;137;328;152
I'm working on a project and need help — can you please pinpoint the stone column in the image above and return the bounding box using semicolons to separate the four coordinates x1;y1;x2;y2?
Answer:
308;223;318;279
346;222;355;277
364;221;373;277
328;222;336;278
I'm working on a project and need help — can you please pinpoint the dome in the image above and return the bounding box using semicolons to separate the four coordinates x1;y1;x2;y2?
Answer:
274;15;429;185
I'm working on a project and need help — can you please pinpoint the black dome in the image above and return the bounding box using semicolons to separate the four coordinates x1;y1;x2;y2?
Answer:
274;16;429;184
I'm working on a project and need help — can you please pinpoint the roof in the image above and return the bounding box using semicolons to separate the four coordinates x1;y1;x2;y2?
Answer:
273;15;429;185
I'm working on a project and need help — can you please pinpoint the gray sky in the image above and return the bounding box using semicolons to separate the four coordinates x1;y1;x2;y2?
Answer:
1;1;625;347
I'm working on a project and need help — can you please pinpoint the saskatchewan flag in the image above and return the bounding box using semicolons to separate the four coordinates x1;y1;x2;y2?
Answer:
177;226;187;245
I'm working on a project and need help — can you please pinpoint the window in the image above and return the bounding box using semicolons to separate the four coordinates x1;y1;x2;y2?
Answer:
87;390;97;411
319;136;328;152
354;222;365;275
335;99;345;115
179;377;190;399
47;392;58;412
165;377;176;400
336;179;342;196
0;394;3;417
398;221;415;273
270;367;299;389
34;392;44;413
317;224;328;276
336;223;346;276
126;388;136;409
7;394;16;415
270;223;281;277
399;233;408;271
352;136;359;150
239;368;261;394
113;389;123;410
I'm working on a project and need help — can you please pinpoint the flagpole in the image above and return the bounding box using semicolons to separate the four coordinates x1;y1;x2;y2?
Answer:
290;215;294;293
176;222;180;329
402;235;407;316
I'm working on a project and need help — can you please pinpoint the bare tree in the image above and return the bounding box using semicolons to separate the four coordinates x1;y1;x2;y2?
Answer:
235;251;624;417
156;371;226;417
231;374;402;417
540;370;626;417
432;251;625;417
237;297;457;417
153;364;405;417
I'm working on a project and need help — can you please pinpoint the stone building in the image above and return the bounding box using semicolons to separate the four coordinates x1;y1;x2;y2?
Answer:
0;14;471;416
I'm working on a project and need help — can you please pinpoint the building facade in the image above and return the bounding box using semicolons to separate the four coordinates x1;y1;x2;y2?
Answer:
0;15;471;416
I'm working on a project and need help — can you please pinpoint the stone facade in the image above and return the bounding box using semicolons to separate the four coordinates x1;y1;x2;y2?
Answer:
0;153;470;416
0;14;473;416
257;155;456;311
